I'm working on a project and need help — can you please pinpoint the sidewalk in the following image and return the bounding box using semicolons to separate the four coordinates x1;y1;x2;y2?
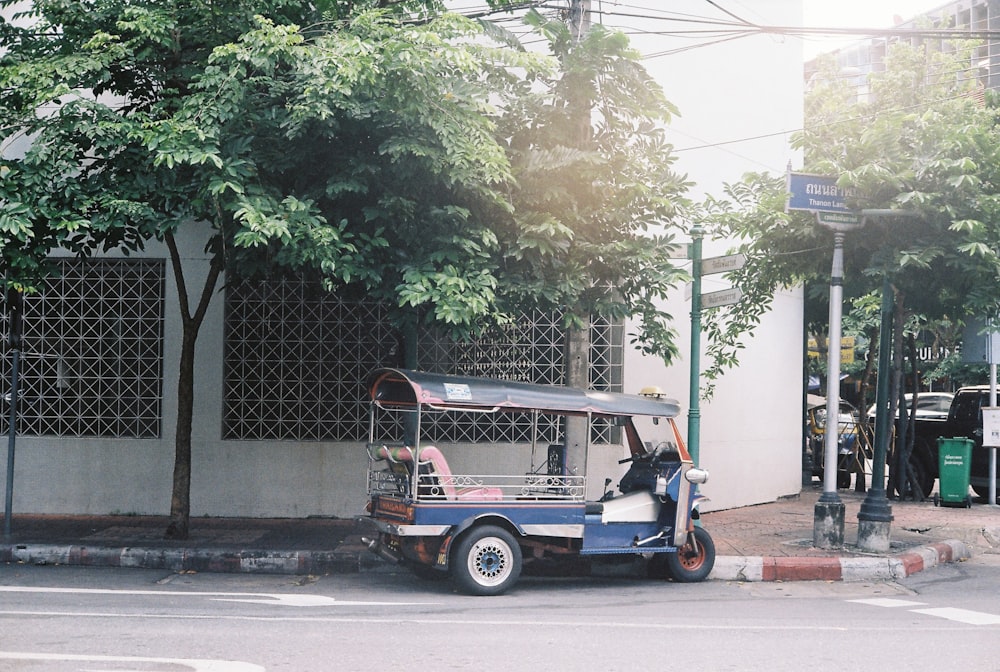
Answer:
1;485;997;582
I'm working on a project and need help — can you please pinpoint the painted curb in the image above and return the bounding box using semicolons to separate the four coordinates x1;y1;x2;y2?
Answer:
1;543;375;575
709;540;971;582
3;539;971;580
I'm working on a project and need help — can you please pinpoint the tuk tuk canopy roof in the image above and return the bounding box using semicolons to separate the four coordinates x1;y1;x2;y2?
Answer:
367;368;681;419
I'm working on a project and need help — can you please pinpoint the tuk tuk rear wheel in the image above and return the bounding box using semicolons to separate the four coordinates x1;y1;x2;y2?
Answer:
451;525;522;596
664;526;715;583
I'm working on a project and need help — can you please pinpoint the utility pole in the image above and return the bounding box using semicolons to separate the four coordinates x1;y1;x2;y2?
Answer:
568;0;591;39
561;0;593;482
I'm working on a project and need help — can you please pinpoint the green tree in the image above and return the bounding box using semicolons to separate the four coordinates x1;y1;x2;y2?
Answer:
0;0;538;537
492;9;689;471
1;0;690;534
499;10;689;361
698;39;1000;497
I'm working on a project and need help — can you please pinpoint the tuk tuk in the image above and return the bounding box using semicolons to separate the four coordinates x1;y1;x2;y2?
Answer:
806;395;859;489
361;368;714;595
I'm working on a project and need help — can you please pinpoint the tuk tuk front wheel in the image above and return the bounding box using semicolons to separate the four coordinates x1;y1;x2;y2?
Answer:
451;525;522;596
664;526;715;583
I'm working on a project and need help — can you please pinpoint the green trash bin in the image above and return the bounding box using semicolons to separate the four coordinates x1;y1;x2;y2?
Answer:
935;437;973;508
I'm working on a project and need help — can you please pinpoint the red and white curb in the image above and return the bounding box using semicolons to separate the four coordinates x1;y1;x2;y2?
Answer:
710;540;970;582
5;539;971;581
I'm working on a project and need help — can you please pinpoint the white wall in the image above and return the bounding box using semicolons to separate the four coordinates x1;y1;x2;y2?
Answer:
614;1;806;510
623;283;805;513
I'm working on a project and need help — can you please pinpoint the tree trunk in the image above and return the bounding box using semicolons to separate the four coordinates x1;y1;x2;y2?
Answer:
164;233;222;540
887;286;906;499
166;327;196;539
855;326;879;492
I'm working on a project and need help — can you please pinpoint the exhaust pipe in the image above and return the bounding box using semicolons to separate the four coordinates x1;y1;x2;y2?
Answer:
362;536;401;564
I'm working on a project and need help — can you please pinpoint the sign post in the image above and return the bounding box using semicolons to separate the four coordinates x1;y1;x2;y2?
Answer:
787;170;865;549
686;233;745;466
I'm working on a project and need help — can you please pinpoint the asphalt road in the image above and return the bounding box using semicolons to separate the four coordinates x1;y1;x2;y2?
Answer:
2;556;999;671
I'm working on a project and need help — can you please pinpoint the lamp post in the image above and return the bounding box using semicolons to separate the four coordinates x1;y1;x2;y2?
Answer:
855;209;916;551
813;222;856;548
856;272;895;551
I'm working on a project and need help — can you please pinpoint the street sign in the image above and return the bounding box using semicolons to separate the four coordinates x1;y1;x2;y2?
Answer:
701;287;742;309
807;336;855;365
816;211;861;228
666;244;691;260
983;407;1000;447
786;172;856;214
702;253;745;275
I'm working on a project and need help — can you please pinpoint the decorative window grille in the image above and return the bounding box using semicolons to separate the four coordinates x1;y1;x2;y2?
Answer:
222;281;398;441
418;313;623;445
222;278;624;444
0;259;165;438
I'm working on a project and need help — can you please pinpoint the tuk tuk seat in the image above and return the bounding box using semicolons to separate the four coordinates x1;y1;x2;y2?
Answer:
375;444;503;501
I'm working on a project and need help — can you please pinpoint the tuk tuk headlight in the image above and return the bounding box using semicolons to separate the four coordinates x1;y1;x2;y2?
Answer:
685;468;709;484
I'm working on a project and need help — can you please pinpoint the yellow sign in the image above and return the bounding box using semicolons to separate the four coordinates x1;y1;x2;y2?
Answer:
807;337;855;364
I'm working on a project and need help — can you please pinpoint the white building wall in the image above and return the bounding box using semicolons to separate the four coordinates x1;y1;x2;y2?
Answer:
618;1;807;510
624;283;805;513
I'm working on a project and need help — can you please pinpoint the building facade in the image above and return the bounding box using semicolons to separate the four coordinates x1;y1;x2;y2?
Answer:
2;1;807;519
806;0;1000;96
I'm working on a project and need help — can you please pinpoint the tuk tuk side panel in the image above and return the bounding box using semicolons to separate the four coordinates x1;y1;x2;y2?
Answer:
370;498;588;539
579;489;682;554
580;517;667;554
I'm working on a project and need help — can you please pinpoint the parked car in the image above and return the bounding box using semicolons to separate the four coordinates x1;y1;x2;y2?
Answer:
910;386;1000;502
867;392;954;422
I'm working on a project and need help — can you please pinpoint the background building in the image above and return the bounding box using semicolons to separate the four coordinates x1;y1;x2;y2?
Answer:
806;0;1000;97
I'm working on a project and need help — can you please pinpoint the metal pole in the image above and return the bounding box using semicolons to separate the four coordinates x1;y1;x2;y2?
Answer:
688;225;704;466
4;347;18;539
4;287;22;539
857;274;894;551
990;363;997;506
814;231;846;548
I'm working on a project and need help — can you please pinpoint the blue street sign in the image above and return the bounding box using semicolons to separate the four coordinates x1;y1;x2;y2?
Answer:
786;172;855;214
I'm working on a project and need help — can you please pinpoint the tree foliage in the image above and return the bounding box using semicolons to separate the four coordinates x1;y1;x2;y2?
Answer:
699;39;1000;389
0;0;542;536
1;1;691;531
496;9;690;362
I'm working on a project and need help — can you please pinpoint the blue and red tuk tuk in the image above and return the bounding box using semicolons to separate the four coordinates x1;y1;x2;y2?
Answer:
362;368;714;595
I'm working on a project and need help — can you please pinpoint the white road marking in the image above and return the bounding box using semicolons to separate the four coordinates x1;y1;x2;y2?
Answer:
0;651;264;671
848;598;927;608
910;608;1000;626
850;598;1000;626
0;610;965;631
0;585;429;607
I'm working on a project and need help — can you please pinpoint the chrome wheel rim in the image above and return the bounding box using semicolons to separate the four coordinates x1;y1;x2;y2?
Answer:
467;536;513;587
